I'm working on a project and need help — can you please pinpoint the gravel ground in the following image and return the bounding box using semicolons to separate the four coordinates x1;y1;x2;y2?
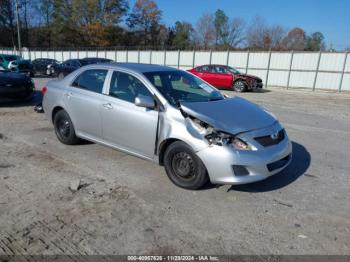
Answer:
0;78;349;255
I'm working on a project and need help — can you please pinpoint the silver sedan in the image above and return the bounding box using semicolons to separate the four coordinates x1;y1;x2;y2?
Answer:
43;63;292;189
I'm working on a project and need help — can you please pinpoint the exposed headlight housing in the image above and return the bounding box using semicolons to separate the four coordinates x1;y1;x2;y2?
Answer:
205;132;255;150
231;137;256;150
190;117;214;135
189;117;256;150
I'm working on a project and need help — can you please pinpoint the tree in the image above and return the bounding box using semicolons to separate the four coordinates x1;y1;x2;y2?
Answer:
267;25;286;50
71;0;128;26
0;0;16;47
195;13;215;49
305;32;325;51
246;16;269;50
127;0;162;46
214;9;228;46
224;18;245;48
283;27;306;50
171;21;194;49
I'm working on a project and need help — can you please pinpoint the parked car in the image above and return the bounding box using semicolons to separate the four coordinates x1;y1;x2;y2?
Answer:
188;64;263;92
0;54;34;77
55;57;113;79
43;63;292;189
32;58;59;76
0;69;34;100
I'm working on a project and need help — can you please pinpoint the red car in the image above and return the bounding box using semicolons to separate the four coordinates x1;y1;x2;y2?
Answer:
188;64;263;92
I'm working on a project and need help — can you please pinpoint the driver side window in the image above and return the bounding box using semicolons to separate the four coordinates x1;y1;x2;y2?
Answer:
109;71;152;103
214;66;227;74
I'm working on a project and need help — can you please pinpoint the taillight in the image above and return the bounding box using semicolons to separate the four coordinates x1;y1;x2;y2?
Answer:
41;86;48;95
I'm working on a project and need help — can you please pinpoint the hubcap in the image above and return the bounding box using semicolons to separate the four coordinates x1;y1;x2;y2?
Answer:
172;152;195;180
58;119;70;138
235;81;244;91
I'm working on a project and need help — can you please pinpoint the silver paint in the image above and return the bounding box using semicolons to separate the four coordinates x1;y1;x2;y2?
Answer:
43;63;292;185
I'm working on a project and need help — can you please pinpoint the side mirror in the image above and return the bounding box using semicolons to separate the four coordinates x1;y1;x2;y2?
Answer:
134;94;155;109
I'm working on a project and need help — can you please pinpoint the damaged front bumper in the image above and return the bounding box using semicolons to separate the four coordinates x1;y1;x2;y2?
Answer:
196;123;292;185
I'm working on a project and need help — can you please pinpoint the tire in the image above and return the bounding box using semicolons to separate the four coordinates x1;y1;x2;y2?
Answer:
233;80;246;92
53;110;79;145
58;72;64;80
164;141;209;189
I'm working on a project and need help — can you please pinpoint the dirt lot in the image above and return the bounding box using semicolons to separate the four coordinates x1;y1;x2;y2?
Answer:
0;78;350;255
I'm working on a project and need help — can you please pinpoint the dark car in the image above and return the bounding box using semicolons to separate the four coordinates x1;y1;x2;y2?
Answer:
55;58;113;79
188;64;263;92
0;54;34;77
0;70;34;100
32;58;59;76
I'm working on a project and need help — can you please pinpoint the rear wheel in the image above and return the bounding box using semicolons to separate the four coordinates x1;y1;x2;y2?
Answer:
53;110;79;145
233;80;246;92
164;141;209;189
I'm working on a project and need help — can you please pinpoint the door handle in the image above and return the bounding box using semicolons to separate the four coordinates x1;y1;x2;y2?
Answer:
64;92;73;98
102;103;113;110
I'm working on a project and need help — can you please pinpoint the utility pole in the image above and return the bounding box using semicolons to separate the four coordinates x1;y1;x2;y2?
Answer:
15;0;22;56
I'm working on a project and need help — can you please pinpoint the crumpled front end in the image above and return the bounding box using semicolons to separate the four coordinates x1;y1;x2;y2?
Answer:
196;121;292;184
160;97;292;185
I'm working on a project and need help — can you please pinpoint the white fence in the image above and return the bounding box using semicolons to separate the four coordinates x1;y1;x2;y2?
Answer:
1;48;349;91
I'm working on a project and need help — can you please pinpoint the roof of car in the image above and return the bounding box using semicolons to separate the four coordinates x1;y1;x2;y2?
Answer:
0;54;20;58
81;57;111;61
91;62;176;73
196;64;227;67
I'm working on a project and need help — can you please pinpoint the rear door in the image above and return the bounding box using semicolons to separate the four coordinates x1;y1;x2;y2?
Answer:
63;69;108;140
101;70;158;158
196;65;215;85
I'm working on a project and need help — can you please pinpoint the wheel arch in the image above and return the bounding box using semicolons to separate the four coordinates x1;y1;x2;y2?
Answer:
233;77;247;85
51;106;65;123
158;138;181;166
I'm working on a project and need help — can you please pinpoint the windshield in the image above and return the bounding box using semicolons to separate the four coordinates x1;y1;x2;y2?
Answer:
227;66;241;74
144;70;224;106
4;55;19;62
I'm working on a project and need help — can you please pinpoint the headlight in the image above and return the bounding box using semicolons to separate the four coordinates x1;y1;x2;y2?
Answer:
189;117;256;150
205;131;231;146
190;117;213;135
206;131;256;150
231;137;256;150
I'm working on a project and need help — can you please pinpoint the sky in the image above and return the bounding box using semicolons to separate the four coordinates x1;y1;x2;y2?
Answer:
129;0;350;50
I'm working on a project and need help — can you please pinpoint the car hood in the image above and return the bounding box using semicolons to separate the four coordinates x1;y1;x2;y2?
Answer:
236;73;261;80
180;96;276;134
17;59;31;64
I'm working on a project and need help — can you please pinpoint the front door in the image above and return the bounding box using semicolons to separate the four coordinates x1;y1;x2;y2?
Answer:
212;65;233;88
101;70;158;158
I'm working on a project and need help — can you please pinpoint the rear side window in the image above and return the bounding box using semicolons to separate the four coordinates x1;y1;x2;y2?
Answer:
72;69;107;93
109;71;152;103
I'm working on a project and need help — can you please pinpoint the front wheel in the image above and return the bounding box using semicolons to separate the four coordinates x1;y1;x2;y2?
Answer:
233;80;246;92
53;110;79;145
164;141;209;189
